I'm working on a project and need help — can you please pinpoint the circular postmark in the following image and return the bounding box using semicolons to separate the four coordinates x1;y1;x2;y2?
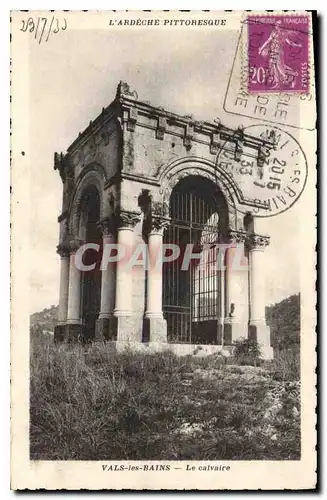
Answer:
215;124;308;218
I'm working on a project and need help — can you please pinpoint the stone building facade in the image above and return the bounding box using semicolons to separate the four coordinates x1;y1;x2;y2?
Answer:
54;81;274;357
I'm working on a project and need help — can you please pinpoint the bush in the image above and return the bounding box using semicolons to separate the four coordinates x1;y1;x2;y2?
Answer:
232;337;262;365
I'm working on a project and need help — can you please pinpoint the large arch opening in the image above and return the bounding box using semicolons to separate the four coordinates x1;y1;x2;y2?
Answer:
79;185;102;342
162;176;228;344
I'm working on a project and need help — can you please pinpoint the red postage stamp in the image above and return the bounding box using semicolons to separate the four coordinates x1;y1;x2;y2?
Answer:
247;14;310;93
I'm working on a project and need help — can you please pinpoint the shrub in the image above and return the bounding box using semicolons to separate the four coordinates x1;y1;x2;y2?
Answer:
232;337;262;365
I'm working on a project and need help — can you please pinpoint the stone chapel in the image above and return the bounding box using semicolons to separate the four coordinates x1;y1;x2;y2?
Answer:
54;81;274;358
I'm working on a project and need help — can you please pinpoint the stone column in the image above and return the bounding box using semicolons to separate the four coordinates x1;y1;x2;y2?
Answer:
54;243;70;343
114;211;141;343
95;218;116;341
144;215;169;343
223;230;248;345
247;234;273;358
65;238;83;342
217;247;225;345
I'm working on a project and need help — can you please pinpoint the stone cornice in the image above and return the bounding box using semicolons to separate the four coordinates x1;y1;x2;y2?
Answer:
119;100;275;159
64;82;135;156
104;172;161;190
62;81;276;164
66;104;119;155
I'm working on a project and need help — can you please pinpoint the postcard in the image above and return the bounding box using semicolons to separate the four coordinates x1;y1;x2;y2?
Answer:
11;10;317;490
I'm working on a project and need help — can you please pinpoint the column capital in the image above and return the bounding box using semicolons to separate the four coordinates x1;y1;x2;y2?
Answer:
150;215;170;234
116;210;141;229
246;233;270;251
56;243;70;258
227;229;247;245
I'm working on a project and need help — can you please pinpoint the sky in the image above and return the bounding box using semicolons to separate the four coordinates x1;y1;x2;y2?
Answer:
27;21;310;313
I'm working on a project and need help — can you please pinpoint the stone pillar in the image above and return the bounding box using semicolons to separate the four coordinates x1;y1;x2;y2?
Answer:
144;215;169;343
96;218;116;341
114;211;141;343
217;248;225;345
54;243;70;343
223;230;248;345
65;239;83;342
247;234;273;358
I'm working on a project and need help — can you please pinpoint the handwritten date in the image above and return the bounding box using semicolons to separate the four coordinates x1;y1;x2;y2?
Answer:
20;16;67;44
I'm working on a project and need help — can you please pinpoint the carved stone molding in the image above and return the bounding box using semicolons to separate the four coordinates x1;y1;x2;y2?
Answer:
228;229;247;245
228;230;247;245
163;166;214;199
156;116;167;140
234;126;244;162
116;210;141;229
54;152;74;184
260;128;277;146
152;200;169;218
183;124;193;150
256;130;276;167
116;81;138;100
68;168;104;236
162;163;231;229
127;107;138;132
56;243;70;258
210;132;220;155
257;145;271;167
246;234;270;251
151;215;170;233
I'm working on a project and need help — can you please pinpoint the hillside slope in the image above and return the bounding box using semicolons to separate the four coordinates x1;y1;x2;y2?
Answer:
266;294;300;348
30;305;58;333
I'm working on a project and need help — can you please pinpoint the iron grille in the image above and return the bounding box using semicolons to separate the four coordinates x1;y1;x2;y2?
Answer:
163;179;223;344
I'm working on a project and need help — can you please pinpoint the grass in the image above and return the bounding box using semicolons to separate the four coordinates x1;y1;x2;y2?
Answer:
30;334;300;461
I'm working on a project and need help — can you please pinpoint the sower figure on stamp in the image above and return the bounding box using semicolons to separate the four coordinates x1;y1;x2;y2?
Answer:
258;20;302;89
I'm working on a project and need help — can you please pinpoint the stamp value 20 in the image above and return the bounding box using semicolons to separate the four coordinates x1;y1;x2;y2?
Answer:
247;15;310;93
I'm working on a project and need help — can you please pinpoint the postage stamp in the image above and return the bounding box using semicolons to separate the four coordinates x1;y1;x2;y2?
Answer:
247;15;310;94
223;13;315;131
